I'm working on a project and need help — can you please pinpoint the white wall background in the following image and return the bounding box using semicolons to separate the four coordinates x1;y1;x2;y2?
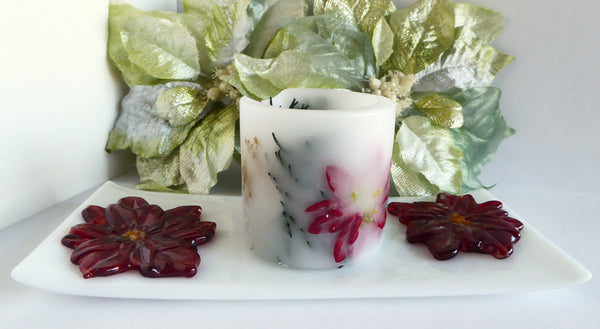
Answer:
1;0;598;229
0;0;177;229
462;0;600;194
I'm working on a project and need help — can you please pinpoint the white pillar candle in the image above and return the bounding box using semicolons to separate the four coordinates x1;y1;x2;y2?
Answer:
240;88;395;269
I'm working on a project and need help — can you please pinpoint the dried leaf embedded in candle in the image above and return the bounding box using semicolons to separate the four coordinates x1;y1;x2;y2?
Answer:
414;94;463;128
108;3;209;86
448;87;515;191
179;104;239;194
383;0;455;74
396;116;463;194
106;82;208;158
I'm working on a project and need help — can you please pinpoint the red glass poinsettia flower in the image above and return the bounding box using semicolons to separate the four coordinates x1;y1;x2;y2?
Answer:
61;196;216;278
387;193;523;260
305;166;388;263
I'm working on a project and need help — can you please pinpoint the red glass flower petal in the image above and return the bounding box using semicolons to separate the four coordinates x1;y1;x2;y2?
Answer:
81;205;107;225
162;206;202;221
138;246;200;278
161;219;216;246
63;197;216;278
106;204;138;232
61;223;112;248
78;247;135;279
70;237;127;265
387;193;523;260
134;204;165;227
118;196;149;209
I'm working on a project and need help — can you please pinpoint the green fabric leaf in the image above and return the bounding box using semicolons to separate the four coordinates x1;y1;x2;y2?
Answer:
454;3;504;44
244;0;308;58
106;82;207;158
179;104;239;194
202;0;252;65
383;0;455;74
181;0;219;22
414;94;463;128
136;152;187;192
155;86;208;126
313;0;396;34
372;17;394;66
234;13;375;98
219;63;261;99
391;129;440;196
397;115;463;194
413;26;514;92
233;55;282;98
108;3;205;86
448;87;515;191
267;13;375;75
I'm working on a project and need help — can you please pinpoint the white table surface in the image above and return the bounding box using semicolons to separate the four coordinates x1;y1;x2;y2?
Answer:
1;170;597;329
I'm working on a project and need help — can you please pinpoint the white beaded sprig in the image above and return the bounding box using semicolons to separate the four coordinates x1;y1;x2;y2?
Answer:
207;64;242;106
369;71;415;118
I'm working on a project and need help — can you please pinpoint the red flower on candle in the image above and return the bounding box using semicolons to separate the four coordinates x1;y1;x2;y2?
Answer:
62;197;216;278
305;166;388;263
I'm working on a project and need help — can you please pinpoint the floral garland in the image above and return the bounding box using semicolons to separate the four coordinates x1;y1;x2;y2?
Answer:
105;0;514;196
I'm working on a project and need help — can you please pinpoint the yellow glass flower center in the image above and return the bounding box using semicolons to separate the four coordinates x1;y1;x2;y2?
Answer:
122;230;147;241
449;213;471;226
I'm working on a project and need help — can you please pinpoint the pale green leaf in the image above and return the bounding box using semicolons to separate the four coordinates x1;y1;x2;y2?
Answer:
218;63;261;98
244;0;308;57
155;86;208;126
203;0;252;65
391;129;440;196
108;3;204;86
383;0;455;74
181;0;219;22
313;0;395;34
136;152;187;192
106;82;207;158
414;94;463;128
267;13;375;74
397;115;463;193
413;26;514;92
233;55;282;98
179;104;239;194
150;11;215;80
235;13;374;98
454;3;504;44
448;87;515;191
372;17;394;66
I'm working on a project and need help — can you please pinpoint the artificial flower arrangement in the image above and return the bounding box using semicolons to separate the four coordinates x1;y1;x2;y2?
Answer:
105;0;515;197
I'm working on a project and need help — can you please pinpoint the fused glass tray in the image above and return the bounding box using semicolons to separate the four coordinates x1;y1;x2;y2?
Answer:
11;182;591;300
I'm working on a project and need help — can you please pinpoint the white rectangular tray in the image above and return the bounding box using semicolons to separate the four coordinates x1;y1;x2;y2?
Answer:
11;181;591;300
